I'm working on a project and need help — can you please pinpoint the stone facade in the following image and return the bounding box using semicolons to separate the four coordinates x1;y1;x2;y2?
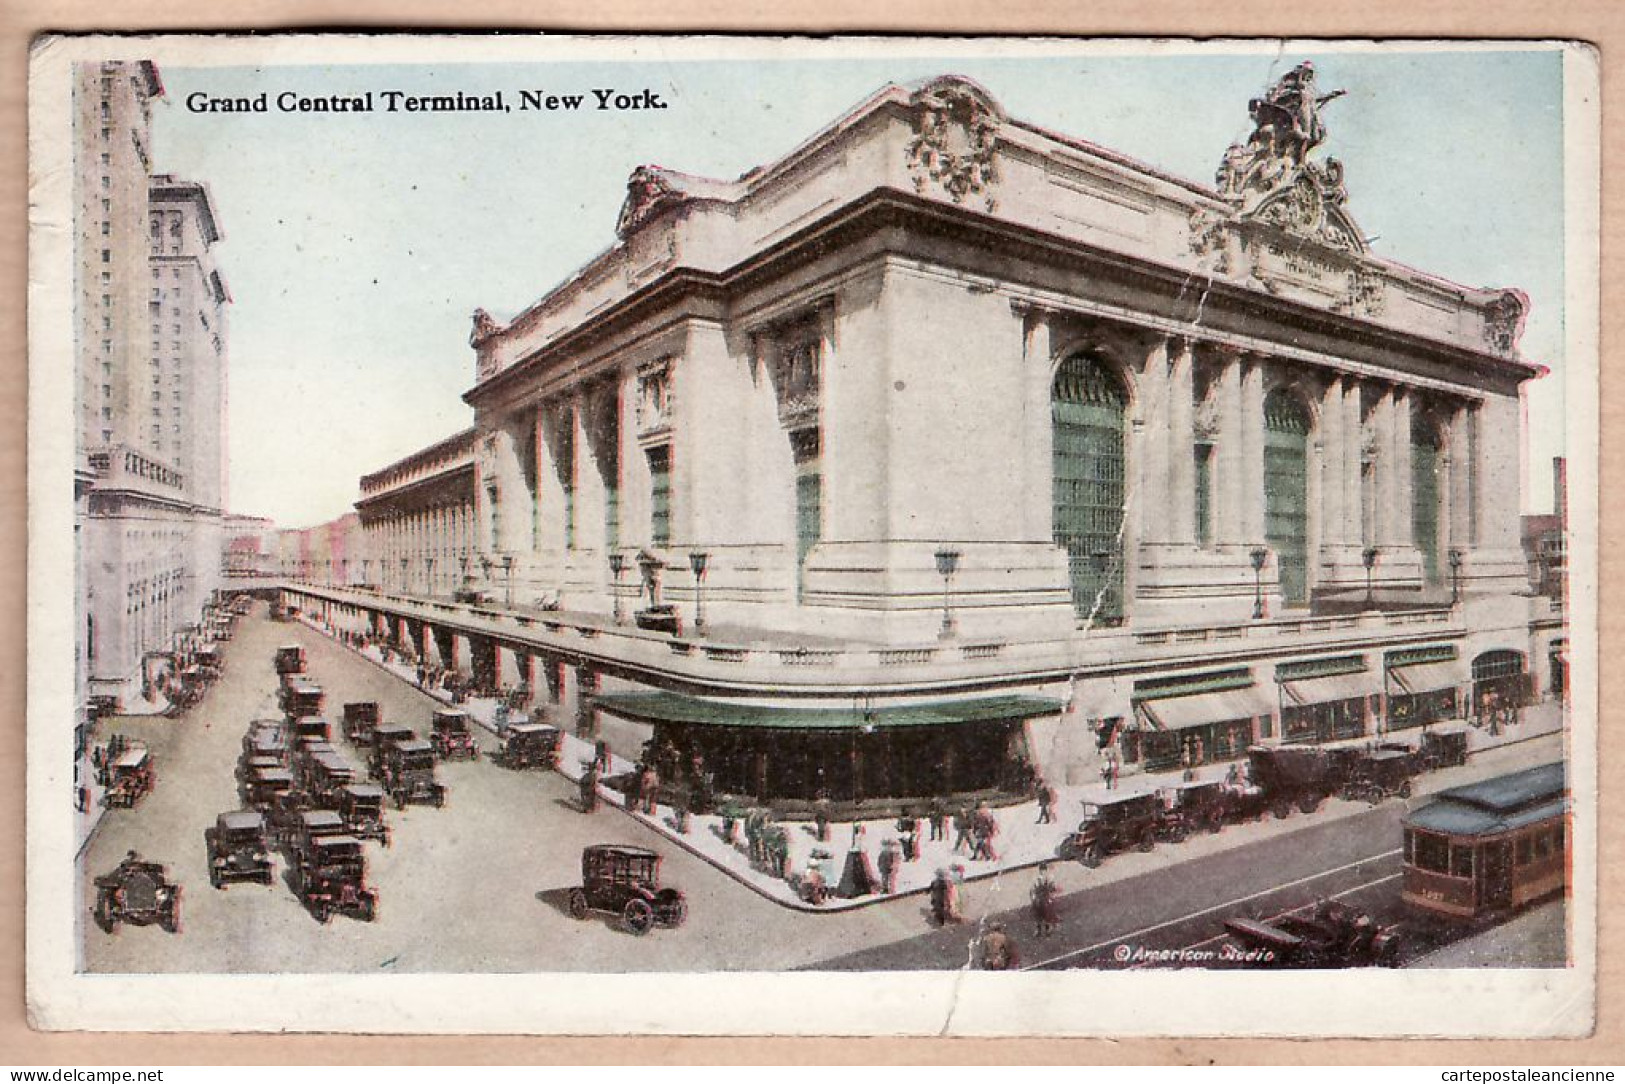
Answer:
355;429;478;597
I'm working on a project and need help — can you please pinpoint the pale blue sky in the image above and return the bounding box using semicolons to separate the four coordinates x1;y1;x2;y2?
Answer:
148;45;1568;527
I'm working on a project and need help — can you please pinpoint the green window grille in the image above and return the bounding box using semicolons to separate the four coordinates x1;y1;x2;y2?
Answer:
486;484;500;550
1471;650;1525;682
1413;416;1443;584
1052;353;1126;624
648;444;671;547
792;428;821;601
1276;655;1365;682
527;430;542;551
604;483;620;552
1194;443;1214;547
1132;667;1253;700
1264;389;1310;605
558;425;576;551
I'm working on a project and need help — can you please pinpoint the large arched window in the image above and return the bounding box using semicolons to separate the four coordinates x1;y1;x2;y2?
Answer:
1412;412;1444;584
1052;352;1126;624
1264;389;1312;605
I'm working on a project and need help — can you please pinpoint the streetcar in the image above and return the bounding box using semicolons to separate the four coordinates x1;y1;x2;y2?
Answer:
1401;761;1568;921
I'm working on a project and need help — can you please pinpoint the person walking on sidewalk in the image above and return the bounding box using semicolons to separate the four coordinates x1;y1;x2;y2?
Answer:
930;868;962;926
1036;781;1057;824
1031;863;1061;937
980;921;1020;970
928;799;948;843
578;760;600;813
952;806;974;855
878;838;902;894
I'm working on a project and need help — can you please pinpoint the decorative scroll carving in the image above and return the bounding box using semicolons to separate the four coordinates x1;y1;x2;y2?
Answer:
635;359;674;437
1483;290;1529;356
904;77;1003;211
616;166;684;241
1187;208;1233;274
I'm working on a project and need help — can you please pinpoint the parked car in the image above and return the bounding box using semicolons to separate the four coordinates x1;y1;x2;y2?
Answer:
496;722;562;771
283;808;348;862
1342;744;1419;804
341;701;380;745
274;643;305;674
1157;779;1231;840
430;709;480;761
1059;790;1164;867
103;746;155;809
1421;726;1470;770
293;835;378;923
205;809;274;889
567;844;687;935
336;783;391;847
280;679;325;720
1224;899;1403;968
369;722;416;780
382;739;446;809
304;751;358;808
243;765;297;810
92;851;181;934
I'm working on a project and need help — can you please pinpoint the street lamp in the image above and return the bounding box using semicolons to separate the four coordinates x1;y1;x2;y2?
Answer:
689;550;710;636
934;548;961;640
1362;546;1381;610
608;552;628;625
502;554;515;608
1250;546;1269;620
1448;548;1464;605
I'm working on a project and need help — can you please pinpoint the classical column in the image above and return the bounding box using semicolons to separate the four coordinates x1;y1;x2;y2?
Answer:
1136;337;1172;541
1343;379;1364;545
1020;305;1054;543
1166;338;1197;545
1214;353;1245;546
1372;385;1398;546
1446;402;1472;554
1390;387;1414;547
1240;358;1266;545
1319;378;1347;547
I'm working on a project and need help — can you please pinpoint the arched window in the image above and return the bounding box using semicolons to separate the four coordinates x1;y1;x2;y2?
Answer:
1264;389;1311;605
1412;412;1444;584
1052;352;1126;624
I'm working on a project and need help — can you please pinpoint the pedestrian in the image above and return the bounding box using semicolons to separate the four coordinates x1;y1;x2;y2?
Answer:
929;868;962;926
952;806;974;854
673;790;692;834
628;760;645;810
1106;748;1121;790
971;802;999;861
980;921;1020;971
878;838;902;894
801;857;828;906
928;799;947;842
1036;781;1057;824
813;789;832;843
593;739;612;776
640;763;660;815
745;807;765;865
766;825;790;880
897;813;921;861
1031;863;1061;937
579;760;600;813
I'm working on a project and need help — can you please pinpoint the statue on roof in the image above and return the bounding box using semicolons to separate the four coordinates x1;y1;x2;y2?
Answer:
469;307;500;347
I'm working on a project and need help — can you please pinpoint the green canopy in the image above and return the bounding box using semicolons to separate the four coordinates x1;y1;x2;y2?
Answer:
592;692;1063;731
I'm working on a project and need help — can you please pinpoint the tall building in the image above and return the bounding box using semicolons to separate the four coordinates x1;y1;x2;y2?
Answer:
74;60;231;732
301;68;1556;804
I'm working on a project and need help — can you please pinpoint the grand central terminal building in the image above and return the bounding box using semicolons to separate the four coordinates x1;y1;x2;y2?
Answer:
299;67;1558;808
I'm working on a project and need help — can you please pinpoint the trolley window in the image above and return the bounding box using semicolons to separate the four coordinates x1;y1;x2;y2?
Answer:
1516;835;1534;866
1534;831;1553;860
1411;831;1450;874
1450;844;1475;879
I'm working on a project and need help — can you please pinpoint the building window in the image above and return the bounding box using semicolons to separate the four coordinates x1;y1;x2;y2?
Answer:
1413;412;1444;585
100;221;110;236
1195;443;1214;547
1264;388;1312;605
792;428;822;600
486;484;500;550
1052;350;1127;624
100;249;110;263
648;444;672;547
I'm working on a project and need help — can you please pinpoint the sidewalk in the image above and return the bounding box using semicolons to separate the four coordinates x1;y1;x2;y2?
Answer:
304;613;1570;913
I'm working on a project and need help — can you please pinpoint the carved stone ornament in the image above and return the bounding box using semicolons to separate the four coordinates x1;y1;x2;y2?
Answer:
615;166;684;241
1211;62;1369;256
469;308;501;347
904;77;1003;211
1193;389;1222;441
1187;209;1233;274
635;359;674;436
1334;266;1387;319
1483;289;1529;356
770;333;822;430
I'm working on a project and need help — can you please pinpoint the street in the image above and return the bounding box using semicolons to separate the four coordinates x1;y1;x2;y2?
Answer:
81;604;1567;974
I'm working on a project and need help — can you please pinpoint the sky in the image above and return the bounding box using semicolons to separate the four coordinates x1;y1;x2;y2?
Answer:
144;42;1571;528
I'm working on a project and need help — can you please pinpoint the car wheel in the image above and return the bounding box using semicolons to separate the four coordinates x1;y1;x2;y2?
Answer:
1272;801;1293;821
313;901;332;925
1080;842;1102;869
1299;795;1321;815
94;893;115;934
360;893;378;923
1137;828;1156;852
623;898;654;936
568;889;589;920
1398;781;1413;799
161;889;181;934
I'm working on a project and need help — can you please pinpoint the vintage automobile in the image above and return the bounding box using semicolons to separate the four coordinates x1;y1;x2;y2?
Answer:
382;739;447;809
92;851;181;934
237;752;283;784
496;721;562;771
337;783;391;847
430;709;481;761
1421;726;1471;771
103;746;156;809
290;715;332;746
304;751;358;808
1157;779;1231;840
1059;790;1165;867
368;722;417;780
283;807;348;862
341;701;380;745
205;809;275;889
196;644;223;676
293;835;378;923
280;679;325;720
241;730;288;768
1342;744;1418;805
567;844;687;935
1223;899;1403;968
1246;743;1365;820
274;643;305;674
243;765;297;810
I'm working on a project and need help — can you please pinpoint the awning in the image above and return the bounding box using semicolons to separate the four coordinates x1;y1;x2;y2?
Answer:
1389;661;1463;696
592;692;1064;731
1135;685;1273;731
1280;670;1379;707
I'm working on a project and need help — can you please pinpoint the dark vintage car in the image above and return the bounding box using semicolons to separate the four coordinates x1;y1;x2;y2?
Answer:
103;746;156;809
1342;744;1419;804
1247;743;1365;820
205;809;274;889
92;851;181;934
196;644;223;676
497;721;562;771
1157;779;1231;840
293;835;378;923
243;765;297;810
237;751;283;782
280;679;325;721
568;844;687;935
382;739;446;809
274;643;306;674
430;709;480;761
1060;790;1164;867
283;807;348;862
1421;726;1471;771
1223;899;1403;968
369;722;417;780
337;783;390;847
304;751;358;807
341;701;380;745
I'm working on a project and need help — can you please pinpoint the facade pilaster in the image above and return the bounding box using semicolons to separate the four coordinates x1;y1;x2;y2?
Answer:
1240;358;1266;545
1166;337;1197;545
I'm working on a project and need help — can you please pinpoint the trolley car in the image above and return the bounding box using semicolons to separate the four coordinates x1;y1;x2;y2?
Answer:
1401;762;1568;921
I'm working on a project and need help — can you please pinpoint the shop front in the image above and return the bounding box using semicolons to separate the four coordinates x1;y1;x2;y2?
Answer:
1472;649;1530;726
1125;668;1270;772
1276;655;1376;745
1384;645;1462;732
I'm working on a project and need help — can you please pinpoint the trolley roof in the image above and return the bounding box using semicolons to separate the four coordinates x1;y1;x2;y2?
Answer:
1403;762;1568;838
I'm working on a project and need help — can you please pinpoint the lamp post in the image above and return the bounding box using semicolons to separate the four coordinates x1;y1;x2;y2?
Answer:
502;554;515;609
934;548;961;640
1448;548;1464;605
399;557;409;595
1362;546;1380;610
608;552;627;625
1250;546;1269;620
689;550;710;636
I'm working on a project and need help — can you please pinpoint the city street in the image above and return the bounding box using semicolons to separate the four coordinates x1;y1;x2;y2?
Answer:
81;604;1566;974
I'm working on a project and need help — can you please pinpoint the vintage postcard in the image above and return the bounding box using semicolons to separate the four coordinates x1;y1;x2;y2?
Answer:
25;35;1597;1036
